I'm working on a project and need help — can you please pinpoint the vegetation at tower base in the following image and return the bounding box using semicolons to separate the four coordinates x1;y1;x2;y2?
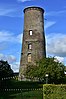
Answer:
43;84;66;99
0;60;13;79
24;57;65;84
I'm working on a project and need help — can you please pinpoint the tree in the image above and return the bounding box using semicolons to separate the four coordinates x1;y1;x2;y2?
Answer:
0;60;13;79
25;57;65;84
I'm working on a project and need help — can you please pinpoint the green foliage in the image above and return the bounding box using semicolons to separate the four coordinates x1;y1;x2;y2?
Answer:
0;60;13;79
43;84;66;99
25;57;65;84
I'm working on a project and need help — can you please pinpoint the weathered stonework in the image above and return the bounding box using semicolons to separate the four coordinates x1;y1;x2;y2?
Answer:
19;7;46;80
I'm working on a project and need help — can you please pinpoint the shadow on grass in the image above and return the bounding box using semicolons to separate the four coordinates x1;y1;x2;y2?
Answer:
0;80;43;99
0;90;43;99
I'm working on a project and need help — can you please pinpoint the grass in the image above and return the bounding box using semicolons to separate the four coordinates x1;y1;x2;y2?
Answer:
0;80;43;99
0;90;43;99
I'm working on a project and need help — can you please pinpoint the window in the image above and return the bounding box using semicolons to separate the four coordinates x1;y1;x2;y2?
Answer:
28;44;32;50
29;30;32;35
28;53;31;62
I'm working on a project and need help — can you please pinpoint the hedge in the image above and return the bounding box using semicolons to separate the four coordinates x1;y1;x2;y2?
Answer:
43;84;66;99
1;80;43;89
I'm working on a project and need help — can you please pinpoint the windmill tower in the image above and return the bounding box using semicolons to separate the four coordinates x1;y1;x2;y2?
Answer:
19;6;46;80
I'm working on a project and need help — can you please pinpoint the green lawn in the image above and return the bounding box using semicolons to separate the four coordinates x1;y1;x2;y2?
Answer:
0;90;43;99
0;80;43;99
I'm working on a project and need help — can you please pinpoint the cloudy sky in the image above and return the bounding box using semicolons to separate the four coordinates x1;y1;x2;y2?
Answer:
0;0;66;72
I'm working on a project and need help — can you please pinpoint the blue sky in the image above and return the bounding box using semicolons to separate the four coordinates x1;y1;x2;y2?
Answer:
0;0;66;72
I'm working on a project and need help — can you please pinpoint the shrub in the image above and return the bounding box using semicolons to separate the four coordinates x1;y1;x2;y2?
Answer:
43;84;66;99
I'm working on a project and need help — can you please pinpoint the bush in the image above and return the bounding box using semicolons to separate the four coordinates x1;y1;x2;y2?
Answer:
43;84;66;99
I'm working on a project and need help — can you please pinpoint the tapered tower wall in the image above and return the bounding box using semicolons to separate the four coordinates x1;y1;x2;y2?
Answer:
19;7;46;80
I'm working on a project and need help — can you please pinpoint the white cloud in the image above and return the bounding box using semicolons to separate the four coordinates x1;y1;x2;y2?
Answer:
45;21;56;29
0;9;14;16
11;62;20;72
46;10;66;17
46;33;66;57
18;0;31;2
0;53;20;72
0;54;5;60
54;56;64;63
0;8;22;17
0;31;12;42
16;34;23;44
0;31;22;44
6;55;16;63
0;54;16;63
0;31;22;72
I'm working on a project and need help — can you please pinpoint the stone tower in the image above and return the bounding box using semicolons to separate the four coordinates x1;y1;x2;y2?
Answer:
19;6;46;80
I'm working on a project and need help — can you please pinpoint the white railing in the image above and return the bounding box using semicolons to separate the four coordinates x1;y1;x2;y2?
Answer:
1;76;18;80
1;88;43;91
